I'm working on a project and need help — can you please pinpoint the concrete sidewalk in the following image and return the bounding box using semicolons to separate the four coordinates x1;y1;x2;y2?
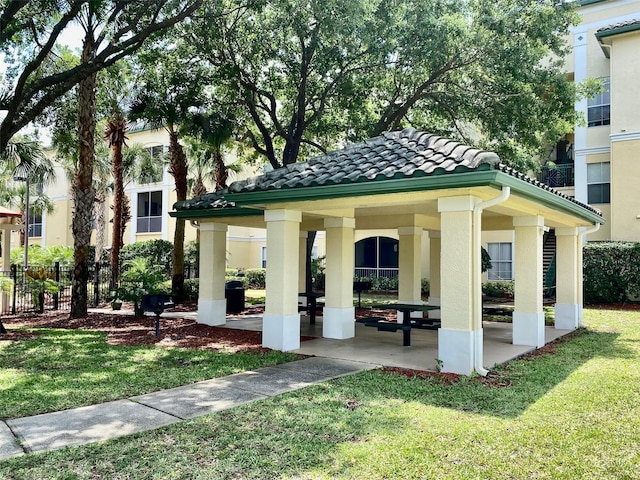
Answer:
0;357;377;460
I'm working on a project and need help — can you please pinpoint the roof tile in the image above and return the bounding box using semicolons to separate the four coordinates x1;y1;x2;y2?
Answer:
176;128;600;218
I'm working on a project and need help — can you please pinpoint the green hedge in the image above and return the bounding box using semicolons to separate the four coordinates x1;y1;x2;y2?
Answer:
482;281;514;299
583;242;640;304
245;269;266;289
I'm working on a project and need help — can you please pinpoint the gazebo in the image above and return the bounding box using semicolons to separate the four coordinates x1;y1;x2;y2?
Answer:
172;128;603;375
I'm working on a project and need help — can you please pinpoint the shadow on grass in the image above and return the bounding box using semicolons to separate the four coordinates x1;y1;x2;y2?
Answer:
335;327;627;419
0;328;296;419
1;323;637;478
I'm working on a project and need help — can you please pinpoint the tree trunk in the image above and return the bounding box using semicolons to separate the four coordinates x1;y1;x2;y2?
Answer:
168;130;188;301
107;114;126;290
192;176;207;245
70;31;97;319
213;149;228;191
93;190;106;264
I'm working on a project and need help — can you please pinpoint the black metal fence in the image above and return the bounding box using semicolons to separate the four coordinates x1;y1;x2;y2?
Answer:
1;261;200;314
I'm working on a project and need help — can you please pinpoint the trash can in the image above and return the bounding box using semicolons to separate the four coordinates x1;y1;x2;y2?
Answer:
225;280;245;313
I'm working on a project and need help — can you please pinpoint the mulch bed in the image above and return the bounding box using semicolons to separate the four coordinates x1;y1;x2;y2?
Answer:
0;307;314;353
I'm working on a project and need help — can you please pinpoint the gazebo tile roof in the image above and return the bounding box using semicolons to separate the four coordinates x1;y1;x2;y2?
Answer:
175;128;601;219
596;18;640;35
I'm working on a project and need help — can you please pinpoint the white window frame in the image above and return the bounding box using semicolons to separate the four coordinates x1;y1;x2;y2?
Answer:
587;77;610;127
487;242;513;281
587;162;611;204
28;208;43;238
261;246;267;268
136;190;163;233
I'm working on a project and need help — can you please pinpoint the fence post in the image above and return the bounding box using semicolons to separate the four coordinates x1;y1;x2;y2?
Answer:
11;264;17;315
94;262;100;307
53;261;60;310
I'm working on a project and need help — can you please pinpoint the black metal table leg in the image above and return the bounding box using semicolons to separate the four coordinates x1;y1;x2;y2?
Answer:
402;310;411;346
309;296;316;325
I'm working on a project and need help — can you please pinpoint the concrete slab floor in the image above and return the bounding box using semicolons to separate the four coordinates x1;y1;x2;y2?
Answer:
221;315;573;372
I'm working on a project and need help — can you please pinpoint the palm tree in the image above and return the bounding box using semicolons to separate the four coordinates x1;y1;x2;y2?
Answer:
104;109;127;289
187;112;238;192
0;139;57;248
130;89;199;301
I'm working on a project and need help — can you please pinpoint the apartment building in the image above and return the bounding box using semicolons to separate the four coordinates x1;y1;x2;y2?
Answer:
539;0;640;242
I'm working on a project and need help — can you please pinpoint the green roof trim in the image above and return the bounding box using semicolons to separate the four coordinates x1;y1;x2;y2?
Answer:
595;21;640;40
172;168;603;226
577;0;607;7
493;171;604;225
170;207;262;220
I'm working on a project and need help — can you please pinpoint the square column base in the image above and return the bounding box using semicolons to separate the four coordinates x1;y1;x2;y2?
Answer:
513;312;545;347
438;328;474;376
427;296;441;319
323;307;355;339
555;303;580;330
262;314;301;351
197;298;227;326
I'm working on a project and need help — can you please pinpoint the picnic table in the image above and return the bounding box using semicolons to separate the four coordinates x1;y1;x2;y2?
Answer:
362;303;440;346
298;292;324;324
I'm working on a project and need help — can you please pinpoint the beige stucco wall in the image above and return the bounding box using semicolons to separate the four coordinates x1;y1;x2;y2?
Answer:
611;139;640;241
610;32;640;133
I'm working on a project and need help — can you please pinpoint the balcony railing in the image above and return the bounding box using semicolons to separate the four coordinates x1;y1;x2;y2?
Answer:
536;163;574;188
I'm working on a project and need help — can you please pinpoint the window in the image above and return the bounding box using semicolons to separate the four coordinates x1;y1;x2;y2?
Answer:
487;242;513;281
261;246;267;268
28;210;42;237
587;162;611;204
139;145;164;184
137;191;162;233
354;236;399;277
587;78;610;127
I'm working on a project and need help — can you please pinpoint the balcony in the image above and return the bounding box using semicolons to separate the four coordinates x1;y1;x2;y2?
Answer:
536;163;574;188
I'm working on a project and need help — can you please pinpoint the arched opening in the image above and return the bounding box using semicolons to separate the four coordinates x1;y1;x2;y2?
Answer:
354;236;398;278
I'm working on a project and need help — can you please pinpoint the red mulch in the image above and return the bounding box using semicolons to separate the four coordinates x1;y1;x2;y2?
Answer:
382;367;513;388
0;307;314;353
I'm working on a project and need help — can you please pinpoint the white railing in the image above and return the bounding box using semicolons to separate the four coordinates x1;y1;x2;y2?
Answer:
354;268;398;279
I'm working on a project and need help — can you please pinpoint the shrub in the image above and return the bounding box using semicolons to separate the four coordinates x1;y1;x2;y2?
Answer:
120;240;173;277
225;276;248;288
311;256;325;290
245;268;266;289
184;279;199;300
11;245;74;267
421;278;430;295
482;281;515;299
117;258;167;316
583;242;640;304
354;275;398;292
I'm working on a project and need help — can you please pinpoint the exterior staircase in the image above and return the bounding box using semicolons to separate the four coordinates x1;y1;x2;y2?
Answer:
543;230;556;299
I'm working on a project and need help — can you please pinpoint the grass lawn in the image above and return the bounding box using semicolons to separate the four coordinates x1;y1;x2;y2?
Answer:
0;328;299;419
1;307;639;479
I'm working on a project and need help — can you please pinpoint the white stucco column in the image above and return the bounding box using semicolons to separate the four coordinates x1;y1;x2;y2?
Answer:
323;217;355;339
577;233;585;326
263;209;302;351
555;228;581;330
298;231;308;295
513;215;545;347
437;196;480;375
428;231;441;319
1;226;14;314
198;222;228;326
398;226;423;317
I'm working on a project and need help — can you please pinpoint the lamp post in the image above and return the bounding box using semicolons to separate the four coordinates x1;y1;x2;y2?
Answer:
13;176;29;269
